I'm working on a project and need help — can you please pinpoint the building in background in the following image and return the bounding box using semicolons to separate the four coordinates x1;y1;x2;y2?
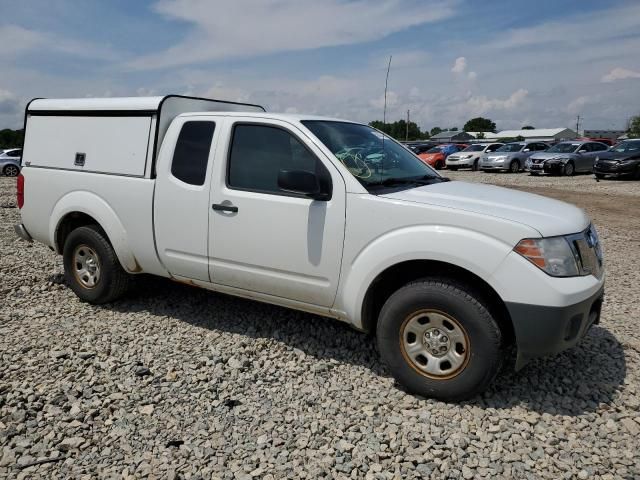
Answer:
431;130;475;143
583;130;626;141
472;128;578;142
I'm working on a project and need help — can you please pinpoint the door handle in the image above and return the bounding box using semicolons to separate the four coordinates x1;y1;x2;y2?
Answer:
212;203;238;213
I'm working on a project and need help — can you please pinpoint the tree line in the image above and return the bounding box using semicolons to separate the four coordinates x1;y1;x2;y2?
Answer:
369;116;499;141
0;129;24;149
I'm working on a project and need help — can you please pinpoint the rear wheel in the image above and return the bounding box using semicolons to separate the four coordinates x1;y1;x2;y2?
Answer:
63;225;130;304
471;160;479;171
3;165;19;177
563;161;575;176
435;161;444;170
377;278;503;401
509;160;520;173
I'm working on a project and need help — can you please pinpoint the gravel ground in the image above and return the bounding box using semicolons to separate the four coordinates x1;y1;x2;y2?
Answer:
1;172;639;479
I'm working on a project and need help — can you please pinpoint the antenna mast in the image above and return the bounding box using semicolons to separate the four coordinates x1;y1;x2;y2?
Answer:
383;56;392;126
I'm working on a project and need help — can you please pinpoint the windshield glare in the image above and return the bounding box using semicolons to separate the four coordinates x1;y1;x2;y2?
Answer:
611;140;640;153
302;121;439;187
496;143;523;153
547;143;580;153
463;145;485;152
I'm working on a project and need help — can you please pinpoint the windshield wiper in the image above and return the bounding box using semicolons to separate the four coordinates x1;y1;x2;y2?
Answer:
367;175;445;187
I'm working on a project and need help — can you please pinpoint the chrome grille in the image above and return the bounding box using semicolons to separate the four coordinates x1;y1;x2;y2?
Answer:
568;225;603;278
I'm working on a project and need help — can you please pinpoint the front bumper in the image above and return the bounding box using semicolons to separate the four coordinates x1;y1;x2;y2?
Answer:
594;164;636;176
14;223;33;242
528;162;564;174
507;286;604;370
480;163;506;170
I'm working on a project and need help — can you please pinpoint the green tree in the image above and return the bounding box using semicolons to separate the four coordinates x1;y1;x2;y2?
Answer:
627;116;640;138
450;127;459;132
521;125;535;130
430;127;443;136
476;132;485;139
368;120;427;141
0;129;24;148
463;117;496;132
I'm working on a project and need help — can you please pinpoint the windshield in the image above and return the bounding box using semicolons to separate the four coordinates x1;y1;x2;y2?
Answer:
610;140;640;153
547;143;580;153
496;143;523;153
426;146;444;153
463;145;485;152
302;121;441;188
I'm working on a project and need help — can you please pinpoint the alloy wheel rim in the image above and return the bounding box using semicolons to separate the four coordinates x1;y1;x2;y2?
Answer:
5;166;18;176
400;310;470;379
72;245;101;288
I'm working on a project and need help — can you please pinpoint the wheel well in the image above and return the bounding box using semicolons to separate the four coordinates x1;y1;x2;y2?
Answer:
55;212;101;253
361;260;514;344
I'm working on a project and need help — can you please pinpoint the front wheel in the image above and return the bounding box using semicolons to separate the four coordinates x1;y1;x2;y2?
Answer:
435;161;444;170
563;162;575;176
63;225;130;304
377;278;503;401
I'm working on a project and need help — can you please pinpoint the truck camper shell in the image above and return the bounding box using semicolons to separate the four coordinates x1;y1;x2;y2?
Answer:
23;95;265;177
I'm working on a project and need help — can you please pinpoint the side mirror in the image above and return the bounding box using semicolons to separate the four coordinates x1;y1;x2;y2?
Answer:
278;170;329;200
578;149;587;153
523;148;530;152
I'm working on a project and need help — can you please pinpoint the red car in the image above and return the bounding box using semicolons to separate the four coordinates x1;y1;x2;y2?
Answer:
418;144;463;169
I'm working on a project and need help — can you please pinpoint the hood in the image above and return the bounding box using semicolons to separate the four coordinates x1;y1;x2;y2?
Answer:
487;152;518;159
597;151;639;161
530;152;576;161
380;181;589;237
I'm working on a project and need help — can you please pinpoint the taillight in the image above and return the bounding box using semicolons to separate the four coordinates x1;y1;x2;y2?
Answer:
17;173;24;209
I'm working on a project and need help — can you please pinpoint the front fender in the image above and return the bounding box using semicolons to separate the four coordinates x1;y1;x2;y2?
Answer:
336;225;514;329
50;191;138;272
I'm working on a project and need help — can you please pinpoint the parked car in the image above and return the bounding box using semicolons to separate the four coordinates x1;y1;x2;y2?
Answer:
418;144;460;169
480;142;548;173
408;142;438;155
526;141;609;176
0;148;22;176
15;95;605;401
447;143;503;171
593;139;640;179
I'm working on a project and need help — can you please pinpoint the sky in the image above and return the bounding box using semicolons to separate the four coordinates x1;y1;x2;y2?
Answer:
1;0;639;132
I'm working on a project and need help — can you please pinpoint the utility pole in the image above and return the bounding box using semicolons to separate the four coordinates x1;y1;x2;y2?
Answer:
576;115;581;136
406;109;410;141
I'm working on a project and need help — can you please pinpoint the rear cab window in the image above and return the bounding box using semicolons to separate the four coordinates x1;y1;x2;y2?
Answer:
171;121;215;186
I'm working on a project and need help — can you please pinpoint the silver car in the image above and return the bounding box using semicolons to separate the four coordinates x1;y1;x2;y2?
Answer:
446;143;503;171
480;141;549;173
526;141;609;176
0;148;22;176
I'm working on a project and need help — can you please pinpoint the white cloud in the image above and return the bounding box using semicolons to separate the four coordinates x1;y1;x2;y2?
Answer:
451;56;467;74
0;24;117;61
0;88;19;114
601;67;640;83
467;71;477;80
466;89;529;114
130;0;456;69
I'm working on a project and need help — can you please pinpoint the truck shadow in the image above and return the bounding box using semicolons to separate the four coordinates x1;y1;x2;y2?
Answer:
109;277;626;416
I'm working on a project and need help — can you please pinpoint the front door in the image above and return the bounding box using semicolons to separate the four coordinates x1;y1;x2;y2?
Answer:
208;119;346;307
154;117;218;281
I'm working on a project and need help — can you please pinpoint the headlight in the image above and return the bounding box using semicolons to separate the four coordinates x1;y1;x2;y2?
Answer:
464;154;475;159
514;237;580;277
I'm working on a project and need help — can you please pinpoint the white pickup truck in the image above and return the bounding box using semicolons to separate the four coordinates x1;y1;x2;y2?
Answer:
15;95;605;401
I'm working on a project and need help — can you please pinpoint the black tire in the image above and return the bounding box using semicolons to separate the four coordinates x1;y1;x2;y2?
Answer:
435;161;444;170
448;166;458;171
563;161;575;176
530;172;539;176
595;173;605;179
377;278;503;401
509;160;520;173
471;160;479;171
3;164;19;177
63;225;130;304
